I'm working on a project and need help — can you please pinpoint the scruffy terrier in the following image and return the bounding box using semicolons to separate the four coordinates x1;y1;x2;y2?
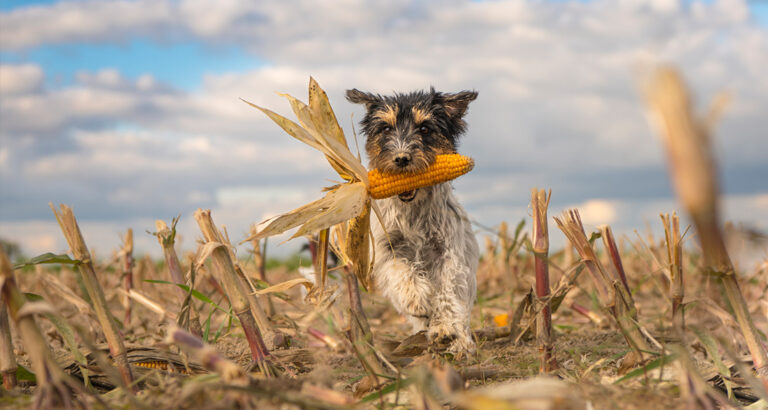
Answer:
346;88;479;354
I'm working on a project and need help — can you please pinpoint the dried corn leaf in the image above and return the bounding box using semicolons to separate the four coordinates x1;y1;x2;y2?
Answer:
253;278;312;295
194;241;227;268
240;99;324;152
308;77;348;149
293;182;368;238
279;92;367;182
247;181;368;242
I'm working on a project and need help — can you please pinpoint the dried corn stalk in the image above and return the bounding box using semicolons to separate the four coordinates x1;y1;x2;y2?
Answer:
644;66;768;386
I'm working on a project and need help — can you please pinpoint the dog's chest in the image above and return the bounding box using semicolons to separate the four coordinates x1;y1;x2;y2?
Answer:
374;185;465;274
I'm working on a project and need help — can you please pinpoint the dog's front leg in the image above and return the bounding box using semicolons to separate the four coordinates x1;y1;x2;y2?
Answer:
427;256;476;354
375;258;433;332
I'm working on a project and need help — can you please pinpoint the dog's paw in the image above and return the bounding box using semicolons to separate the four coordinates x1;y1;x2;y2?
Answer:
428;323;475;358
427;323;456;344
446;335;475;358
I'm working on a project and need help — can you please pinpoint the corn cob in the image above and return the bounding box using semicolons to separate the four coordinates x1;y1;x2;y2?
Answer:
368;153;474;199
132;360;188;373
133;360;172;371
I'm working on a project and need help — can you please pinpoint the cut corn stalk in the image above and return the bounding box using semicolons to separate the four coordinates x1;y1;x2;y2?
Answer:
1;249;77;408
554;210;652;361
120;228;134;325
661;212;685;335
645;66;768;387
0;292;17;389
194;209;277;376
50;203;134;390
367;153;474;199
531;188;557;372
155;219;203;337
600;225;631;296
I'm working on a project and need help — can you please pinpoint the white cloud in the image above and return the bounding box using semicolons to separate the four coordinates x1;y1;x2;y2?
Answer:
0;147;7;169
572;199;620;226
1;0;767;260
0;64;43;94
0;0;175;50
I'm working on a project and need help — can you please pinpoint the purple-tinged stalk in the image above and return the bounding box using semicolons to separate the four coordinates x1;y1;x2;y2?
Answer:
0;294;17;389
308;327;343;351
571;303;603;326
599;225;644;335
600;226;631;296
661;213;685;334
155;219;204;337
554;210;652;360
166;326;246;384
50;203;134;389
531;188;557;372
0;250;73;408
193;209;276;376
645;67;768;387
121;229;134;325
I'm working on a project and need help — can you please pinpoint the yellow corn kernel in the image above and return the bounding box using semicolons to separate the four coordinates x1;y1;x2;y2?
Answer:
134;360;168;370
368;154;474;199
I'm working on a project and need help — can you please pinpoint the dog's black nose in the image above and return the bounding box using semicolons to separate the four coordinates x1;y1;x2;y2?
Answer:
394;154;411;167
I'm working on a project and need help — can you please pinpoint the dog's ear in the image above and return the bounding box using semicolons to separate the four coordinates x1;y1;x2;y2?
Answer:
442;91;478;119
346;89;381;108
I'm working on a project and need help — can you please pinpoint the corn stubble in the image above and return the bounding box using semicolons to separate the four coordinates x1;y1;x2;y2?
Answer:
645;67;768;389
50;203;134;390
155;218;203;337
193;209;276;377
1;250;78;409
555;209;653;363
531;188;557;372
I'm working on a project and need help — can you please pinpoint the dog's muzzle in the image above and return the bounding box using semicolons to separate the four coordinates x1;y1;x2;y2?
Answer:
398;189;417;202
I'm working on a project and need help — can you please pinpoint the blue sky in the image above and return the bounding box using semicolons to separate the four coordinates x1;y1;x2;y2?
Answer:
1;0;767;260
0;40;260;91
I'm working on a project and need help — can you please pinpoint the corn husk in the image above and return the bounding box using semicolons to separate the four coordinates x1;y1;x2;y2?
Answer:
241;78;375;285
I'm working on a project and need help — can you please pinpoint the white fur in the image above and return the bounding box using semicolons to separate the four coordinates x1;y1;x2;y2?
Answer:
371;183;478;354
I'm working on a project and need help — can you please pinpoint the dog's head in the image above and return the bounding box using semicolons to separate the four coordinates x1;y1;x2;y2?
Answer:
346;88;477;201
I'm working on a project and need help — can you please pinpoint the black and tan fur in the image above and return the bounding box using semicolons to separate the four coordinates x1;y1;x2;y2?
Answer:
347;87;479;354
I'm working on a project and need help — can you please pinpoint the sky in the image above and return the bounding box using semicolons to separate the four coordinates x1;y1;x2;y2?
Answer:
1;0;767;263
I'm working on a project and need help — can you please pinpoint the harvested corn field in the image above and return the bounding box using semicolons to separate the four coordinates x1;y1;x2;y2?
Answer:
1;202;766;409
1;71;767;409
1;3;768;405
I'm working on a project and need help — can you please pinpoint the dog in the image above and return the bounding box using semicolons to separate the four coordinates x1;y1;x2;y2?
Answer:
346;87;479;354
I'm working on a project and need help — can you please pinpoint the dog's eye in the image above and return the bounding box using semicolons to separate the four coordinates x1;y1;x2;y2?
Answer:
382;126;392;133
418;126;429;134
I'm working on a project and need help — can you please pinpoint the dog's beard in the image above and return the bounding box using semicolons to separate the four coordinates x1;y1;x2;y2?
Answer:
398;189;417;202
